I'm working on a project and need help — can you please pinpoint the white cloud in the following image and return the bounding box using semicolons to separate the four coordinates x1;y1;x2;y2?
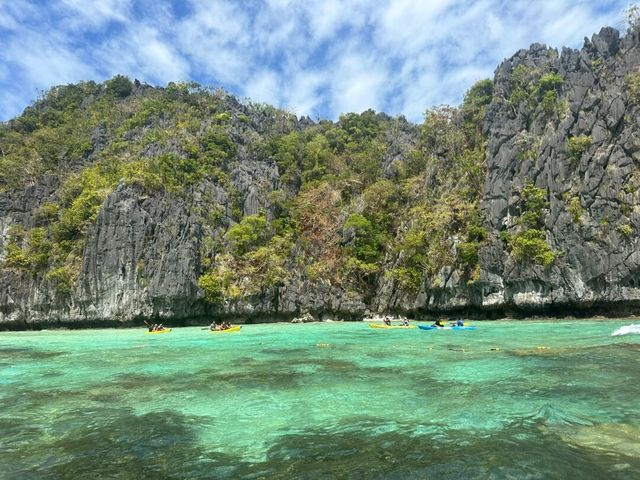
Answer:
300;0;371;45
175;0;251;86
0;7;18;30
2;30;97;88
305;0;353;42
244;69;281;105
374;0;457;56
328;47;388;116
283;70;326;117
57;0;132;29
0;1;38;31
0;0;632;122
122;25;191;81
0;27;98;118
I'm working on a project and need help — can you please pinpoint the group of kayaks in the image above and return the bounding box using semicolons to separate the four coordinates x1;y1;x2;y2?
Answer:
369;323;476;331
145;326;242;335
146;323;471;334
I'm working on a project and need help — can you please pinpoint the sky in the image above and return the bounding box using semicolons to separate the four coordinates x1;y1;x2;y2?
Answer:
0;0;632;123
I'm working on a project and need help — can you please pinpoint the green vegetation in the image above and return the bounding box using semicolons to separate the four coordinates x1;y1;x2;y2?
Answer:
566;195;585;224
623;170;640;195
567;135;591;163
105;75;133;98
503;183;556;267
460;79;493;137
0;75;499;304
515;132;540;162
343;213;387;280
508;229;555;266
518;183;548;229
4;226;52;272
197;270;227;304
386;80;492;290
626;68;640;103
45;266;75;293
618;223;633;237
227;214;268;255
509;65;537;106
507;65;563;116
537;73;563;115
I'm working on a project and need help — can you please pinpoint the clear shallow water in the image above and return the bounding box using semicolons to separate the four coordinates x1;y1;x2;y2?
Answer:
1;320;640;479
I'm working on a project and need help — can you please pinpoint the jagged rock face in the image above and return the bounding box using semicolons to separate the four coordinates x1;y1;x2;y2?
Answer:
78;183;204;321
3;26;640;328
479;27;640;313
0;182;205;324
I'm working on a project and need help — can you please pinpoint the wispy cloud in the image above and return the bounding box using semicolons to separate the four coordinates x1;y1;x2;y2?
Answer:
56;0;132;30
0;0;629;122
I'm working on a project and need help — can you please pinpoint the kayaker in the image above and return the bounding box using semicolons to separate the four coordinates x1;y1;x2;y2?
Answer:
401;318;410;326
209;322;217;331
383;317;392;326
456;319;464;327
432;319;445;328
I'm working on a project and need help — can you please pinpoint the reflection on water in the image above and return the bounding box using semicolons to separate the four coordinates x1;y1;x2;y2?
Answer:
1;320;639;479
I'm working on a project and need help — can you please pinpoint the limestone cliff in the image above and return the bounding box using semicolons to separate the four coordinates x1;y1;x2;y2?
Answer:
2;26;640;328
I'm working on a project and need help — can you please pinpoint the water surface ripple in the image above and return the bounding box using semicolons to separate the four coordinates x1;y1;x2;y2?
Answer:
1;320;639;479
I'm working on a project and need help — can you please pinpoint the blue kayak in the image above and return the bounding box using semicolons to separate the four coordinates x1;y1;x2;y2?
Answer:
418;325;477;331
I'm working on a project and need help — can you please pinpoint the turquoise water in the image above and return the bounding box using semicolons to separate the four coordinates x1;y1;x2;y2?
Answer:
1;320;640;479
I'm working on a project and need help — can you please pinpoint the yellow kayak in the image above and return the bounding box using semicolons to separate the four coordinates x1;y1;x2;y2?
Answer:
369;323;415;329
210;326;241;334
145;328;172;334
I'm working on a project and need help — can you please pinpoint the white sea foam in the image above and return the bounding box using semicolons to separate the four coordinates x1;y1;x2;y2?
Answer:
611;324;640;336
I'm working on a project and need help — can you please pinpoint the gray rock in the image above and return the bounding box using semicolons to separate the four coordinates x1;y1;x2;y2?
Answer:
4;24;640;327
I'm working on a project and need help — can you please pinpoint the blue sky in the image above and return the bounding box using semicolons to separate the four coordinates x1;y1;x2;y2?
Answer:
0;0;631;122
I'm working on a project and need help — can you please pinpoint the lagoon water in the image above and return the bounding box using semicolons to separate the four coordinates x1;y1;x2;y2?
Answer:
1;320;640;479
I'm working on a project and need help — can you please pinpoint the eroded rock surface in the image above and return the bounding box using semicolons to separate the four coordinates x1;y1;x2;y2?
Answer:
3;27;640;328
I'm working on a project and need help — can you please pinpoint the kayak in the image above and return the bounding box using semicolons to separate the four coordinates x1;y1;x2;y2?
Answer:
418;325;476;331
369;323;416;329
145;328;172;334
210;326;242;334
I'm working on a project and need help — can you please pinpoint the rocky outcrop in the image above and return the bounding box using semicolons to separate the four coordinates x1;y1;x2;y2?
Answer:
374;27;640;318
476;27;640;314
3;26;640;328
78;182;203;321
